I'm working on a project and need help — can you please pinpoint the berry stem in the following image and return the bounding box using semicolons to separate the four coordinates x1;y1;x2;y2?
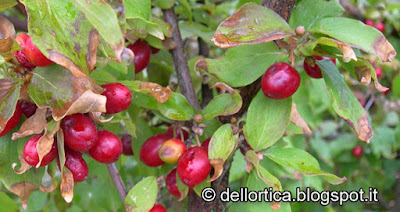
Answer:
106;163;127;202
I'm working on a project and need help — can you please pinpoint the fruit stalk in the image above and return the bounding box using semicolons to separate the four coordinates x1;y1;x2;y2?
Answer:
106;163;127;202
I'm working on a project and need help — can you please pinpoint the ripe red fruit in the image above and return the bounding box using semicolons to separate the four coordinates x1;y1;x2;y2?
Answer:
23;135;58;167
201;138;211;150
375;68;382;79
261;62;300;99
358;98;366;107
151;47;160;54
121;134;133;156
139;134;169;167
149;204;167;212
101;83;132;114
166;168;180;197
127;41;151;73
177;147;211;187
352;146;363;158
158;139;187;164
89;130;123;163
365;19;374;27
0;103;22;137
62;148;89;182
303;55;336;78
24;35;53;67
14;33;35;70
375;22;385;32
61;114;98;152
19;101;37;118
165;125;189;141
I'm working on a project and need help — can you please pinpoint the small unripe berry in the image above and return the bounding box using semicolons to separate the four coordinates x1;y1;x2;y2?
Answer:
158;139;187;164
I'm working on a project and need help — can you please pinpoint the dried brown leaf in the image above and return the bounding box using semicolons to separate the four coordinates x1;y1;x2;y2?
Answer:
40;183;56;193
373;36;397;62
0;79;14;100
88;112;113;123
10;182;36;210
36;121;59;168
86;29;99;73
48;50;86;77
290;103;312;136
162;38;177;50
12;155;32;175
0;37;13;53
12;108;47;140
355;66;371;85
139;82;172;103
61;170;74;203
357;115;372;143
0;15;15;39
208;159;224;182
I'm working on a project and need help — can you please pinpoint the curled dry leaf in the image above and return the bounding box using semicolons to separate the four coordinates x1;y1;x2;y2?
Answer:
290;103;312;136
355;66;371;85
52;90;106;121
322;38;357;62
373;36;397;62
61;170;74;203
36;121;60;168
356;115;373;143
10;182;36;210
208;159;224;183
86;29;99;73
139;82;172;103
12;108;47;140
210;82;235;94
48;50;86;77
0;79;14;101
12;155;31;175
88;112;114;123
0;15;16;53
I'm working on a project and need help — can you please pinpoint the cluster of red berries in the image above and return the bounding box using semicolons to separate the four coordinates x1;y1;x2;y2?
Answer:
365;19;385;32
127;40;159;73
14;33;53;70
139;127;212;196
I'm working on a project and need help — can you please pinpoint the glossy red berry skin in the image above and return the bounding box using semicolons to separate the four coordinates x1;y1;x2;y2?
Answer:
121;134;133;156
165;126;189;141
177;147;211;187
201;138;211;150
19;101;37;118
0;103;22;137
89;130;123;163
127;41;151;73
149;204;167;212
24;35;53;67
139;134;170;167
375;22;385;32
261;62;300;99
61;114;98;152
365;19;374;27
303;55;336;78
158;139;187;164
375;68;382;79
101;83;132;114
23;135;58;167
166;168;180;197
62;148;89;182
14;33;35;70
352;146;363;158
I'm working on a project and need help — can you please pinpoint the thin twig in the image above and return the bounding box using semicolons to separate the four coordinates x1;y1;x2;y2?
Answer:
106;163;127;203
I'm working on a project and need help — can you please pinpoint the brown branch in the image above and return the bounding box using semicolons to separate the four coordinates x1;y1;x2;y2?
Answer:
163;8;201;109
393;173;400;212
3;15;27;32
339;0;364;20
106;163;127;203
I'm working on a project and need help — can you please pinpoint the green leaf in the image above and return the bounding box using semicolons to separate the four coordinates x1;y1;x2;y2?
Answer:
0;80;21;121
177;0;192;22
244;91;291;151
0;192;19;211
157;92;194;121
197;42;282;87
179;21;214;44
21;0;95;75
264;147;346;185
132;92;158;110
203;90;242;120
211;2;293;48
317;60;372;142
125;176;158;212
289;0;344;30
0;0;17;12
125;0;151;20
193;175;211;197
370;127;396;159
70;0;124;56
309;17;396;62
209;124;237;162
152;0;175;9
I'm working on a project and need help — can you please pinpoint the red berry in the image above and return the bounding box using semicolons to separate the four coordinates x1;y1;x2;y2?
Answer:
121;134;133;156
89;130;122;163
149;204;166;212
159;139;187;164
375;68;382;79
19;101;37;118
24;35;53;67
14;33;35;70
261;62;300;99
23;135;58;167
165;125;189;141
365;19;374;27
177;147;211;187
358;98;366;107
0;103;22;137
352;146;363;158
127;41;151;73
375;22;385;32
166;168;180;197
151;47;160;54
61;114;98;152
201;138;211;150
303;55;336;78
62;148;89;182
139;134;170;167
101;83;132;114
